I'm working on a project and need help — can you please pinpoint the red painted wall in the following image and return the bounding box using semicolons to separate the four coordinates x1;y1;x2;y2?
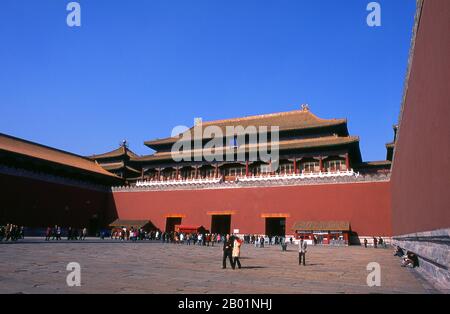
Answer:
391;0;450;235
0;173;112;229
112;181;392;236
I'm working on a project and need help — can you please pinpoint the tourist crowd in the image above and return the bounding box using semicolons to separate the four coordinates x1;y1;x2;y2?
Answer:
0;224;24;241
111;228;226;245
363;236;388;248
110;227;152;241
109;228;295;249
44;225;88;241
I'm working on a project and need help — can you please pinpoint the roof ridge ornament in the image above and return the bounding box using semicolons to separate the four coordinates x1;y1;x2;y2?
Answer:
194;117;203;126
121;140;128;148
301;104;310;112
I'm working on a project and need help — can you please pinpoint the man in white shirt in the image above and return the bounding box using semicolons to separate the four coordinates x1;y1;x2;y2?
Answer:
180;233;184;244
298;237;307;266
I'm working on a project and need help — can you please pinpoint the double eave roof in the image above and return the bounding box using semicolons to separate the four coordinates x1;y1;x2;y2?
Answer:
100;161;141;174
133;135;359;162
109;219;153;229
292;221;351;231
144;109;348;148
89;146;139;160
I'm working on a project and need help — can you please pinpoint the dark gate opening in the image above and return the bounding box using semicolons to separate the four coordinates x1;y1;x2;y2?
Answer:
211;215;231;235
265;218;286;237
165;217;182;233
88;215;100;236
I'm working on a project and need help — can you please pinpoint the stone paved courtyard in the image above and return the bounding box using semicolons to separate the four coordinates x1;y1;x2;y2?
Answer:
0;239;436;294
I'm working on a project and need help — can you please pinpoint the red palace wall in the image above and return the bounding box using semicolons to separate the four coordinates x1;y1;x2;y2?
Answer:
112;181;392;237
391;0;450;236
0;173;112;229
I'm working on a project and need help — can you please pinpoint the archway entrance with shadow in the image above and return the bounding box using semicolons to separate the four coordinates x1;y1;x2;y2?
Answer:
211;215;231;235
265;217;286;237
165;217;182;233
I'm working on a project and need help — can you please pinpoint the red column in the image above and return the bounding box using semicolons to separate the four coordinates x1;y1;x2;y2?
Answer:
175;167;179;180
245;160;249;177
157;169;161;181
215;165;219;178
319;158;324;172
141;168;144;180
195;166;198;179
293;159;297;174
345;153;350;170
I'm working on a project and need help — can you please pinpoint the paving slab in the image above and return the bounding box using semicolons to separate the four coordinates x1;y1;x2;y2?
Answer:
0;239;435;294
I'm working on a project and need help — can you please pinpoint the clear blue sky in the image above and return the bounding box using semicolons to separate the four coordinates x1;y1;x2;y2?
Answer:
0;0;416;161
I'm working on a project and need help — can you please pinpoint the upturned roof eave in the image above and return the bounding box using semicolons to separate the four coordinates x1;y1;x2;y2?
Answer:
0;133;121;180
144;120;348;149
133;137;359;163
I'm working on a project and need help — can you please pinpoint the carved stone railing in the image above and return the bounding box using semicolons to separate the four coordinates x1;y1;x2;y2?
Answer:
112;171;390;192
135;177;222;187
237;170;356;183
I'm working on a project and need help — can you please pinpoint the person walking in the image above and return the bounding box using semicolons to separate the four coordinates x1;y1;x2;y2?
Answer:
364;238;368;248
232;236;242;269
56;226;62;240
222;234;234;269
179;232;184;244
281;237;287;251
45;226;52;241
51;225;57;240
0;225;4;241
298;237;307;266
